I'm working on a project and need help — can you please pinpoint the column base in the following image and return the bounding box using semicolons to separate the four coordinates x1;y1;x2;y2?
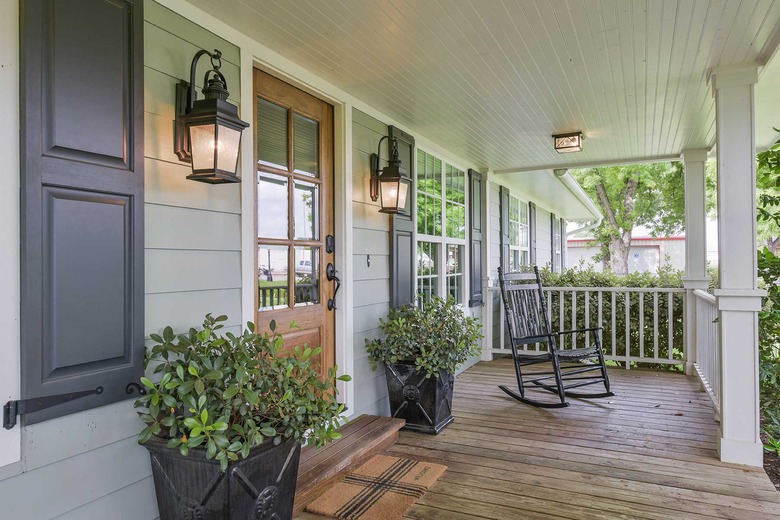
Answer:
684;361;696;377
718;437;764;467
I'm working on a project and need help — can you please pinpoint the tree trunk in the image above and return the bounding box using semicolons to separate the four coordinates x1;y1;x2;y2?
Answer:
610;231;632;275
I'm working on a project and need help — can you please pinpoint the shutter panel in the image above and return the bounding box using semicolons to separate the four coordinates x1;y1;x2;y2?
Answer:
20;0;144;424
529;202;537;265
499;186;510;272
551;212;557;271
561;217;567;270
388;125;415;308
468;169;483;307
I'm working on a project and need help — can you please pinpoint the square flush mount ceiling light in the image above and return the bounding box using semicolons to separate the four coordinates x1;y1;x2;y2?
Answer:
553;132;583;154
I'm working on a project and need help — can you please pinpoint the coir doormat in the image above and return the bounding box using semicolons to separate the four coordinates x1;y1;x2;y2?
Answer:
304;454;447;520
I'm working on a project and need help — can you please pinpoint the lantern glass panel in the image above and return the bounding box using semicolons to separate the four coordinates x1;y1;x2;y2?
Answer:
189;123;216;171
397;180;409;209
216;124;241;173
380;179;400;210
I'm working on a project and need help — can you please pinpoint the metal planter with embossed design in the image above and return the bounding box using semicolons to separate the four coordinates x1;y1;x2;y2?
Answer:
384;362;454;434
144;435;301;520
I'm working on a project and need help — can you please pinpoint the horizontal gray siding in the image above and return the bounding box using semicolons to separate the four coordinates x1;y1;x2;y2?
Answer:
0;3;242;518
351;109;391;417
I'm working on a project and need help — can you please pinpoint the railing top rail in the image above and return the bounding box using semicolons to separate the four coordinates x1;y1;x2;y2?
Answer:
692;289;716;304
488;285;685;293
543;286;686;293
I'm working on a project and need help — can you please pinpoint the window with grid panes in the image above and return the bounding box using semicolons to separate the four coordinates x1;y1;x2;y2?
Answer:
416;149;468;306
553;217;562;272
508;195;529;272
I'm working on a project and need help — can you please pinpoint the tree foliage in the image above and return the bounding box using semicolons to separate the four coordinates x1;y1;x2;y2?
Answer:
757;132;780;252
571;162;715;275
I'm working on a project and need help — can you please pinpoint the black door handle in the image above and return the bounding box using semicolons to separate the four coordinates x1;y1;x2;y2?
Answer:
326;263;341;311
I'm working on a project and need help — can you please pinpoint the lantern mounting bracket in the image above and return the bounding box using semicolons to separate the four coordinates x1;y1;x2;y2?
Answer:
173;49;227;163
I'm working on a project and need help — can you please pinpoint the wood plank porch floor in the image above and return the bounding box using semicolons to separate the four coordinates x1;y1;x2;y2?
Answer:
301;359;780;519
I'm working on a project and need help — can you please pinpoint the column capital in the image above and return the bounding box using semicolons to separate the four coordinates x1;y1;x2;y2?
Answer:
681;149;709;163
682;276;710;290
708;63;759;94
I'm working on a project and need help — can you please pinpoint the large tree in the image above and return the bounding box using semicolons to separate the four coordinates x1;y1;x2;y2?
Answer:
571;162;715;275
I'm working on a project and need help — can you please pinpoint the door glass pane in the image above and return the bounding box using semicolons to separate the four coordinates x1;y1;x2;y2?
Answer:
257;172;288;239
257;98;288;169
294;246;320;307
293;113;319;177
258;245;289;311
294;179;319;240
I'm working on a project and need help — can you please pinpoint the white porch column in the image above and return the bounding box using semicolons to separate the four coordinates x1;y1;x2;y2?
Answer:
711;64;765;467
681;149;710;376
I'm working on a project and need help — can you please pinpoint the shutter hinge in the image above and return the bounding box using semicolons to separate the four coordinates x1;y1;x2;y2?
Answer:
3;386;103;429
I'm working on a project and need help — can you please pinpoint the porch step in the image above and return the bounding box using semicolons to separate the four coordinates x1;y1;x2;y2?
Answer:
294;414;406;515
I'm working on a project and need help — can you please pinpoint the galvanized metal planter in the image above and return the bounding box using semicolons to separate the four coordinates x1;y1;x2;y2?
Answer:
385;362;454;434
144;435;301;520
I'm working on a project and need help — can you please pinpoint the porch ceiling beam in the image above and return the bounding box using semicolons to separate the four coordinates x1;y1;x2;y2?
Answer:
493;154;685;175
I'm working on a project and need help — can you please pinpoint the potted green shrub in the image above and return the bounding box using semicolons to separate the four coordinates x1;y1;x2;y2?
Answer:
366;297;482;434
134;314;349;520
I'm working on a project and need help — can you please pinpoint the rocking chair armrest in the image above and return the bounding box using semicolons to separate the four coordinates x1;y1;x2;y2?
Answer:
555;327;602;336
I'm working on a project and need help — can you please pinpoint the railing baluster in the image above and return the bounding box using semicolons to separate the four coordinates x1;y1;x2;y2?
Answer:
639;291;644;359
668;292;674;360
598;291;603;349
653;292;659;360
585;290;590;346
611;291;616;359
625;291;630;369
571;291;577;350
559;290;564;349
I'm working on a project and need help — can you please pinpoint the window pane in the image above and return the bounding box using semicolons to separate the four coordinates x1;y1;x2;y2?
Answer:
293;113;319;177
294;179;319;240
416;241;438;306
257;98;288;169
446;244;463;303
257;172;288;239
258;245;288;311
294;247;319;307
445;166;465;239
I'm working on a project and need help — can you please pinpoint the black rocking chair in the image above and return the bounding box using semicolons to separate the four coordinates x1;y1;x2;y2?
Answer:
497;266;614;408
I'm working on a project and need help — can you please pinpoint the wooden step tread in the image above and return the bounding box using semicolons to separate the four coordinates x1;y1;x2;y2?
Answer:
294;414;405;514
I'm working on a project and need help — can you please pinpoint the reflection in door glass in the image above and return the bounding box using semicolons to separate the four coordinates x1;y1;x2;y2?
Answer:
257;172;288;239
258;245;289;311
293;113;319;177
294;246;320;307
257;98;288;170
294;180;319;240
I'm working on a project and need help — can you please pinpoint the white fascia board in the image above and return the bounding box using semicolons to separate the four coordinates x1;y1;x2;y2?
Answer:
557;172;603;224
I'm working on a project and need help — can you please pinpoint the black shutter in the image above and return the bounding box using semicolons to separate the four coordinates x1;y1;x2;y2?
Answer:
468;169;483;307
551;212;557;271
560;217;567;270
529;202;537;265
20;0;144;424
388;126;415;308
499;186;510;272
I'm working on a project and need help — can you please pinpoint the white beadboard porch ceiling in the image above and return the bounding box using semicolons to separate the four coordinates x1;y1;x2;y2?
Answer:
188;0;780;172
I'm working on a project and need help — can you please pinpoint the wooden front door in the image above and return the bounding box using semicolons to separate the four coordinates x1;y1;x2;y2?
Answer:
253;70;335;378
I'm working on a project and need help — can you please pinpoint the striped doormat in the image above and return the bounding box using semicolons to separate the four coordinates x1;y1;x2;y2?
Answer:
304;454;447;520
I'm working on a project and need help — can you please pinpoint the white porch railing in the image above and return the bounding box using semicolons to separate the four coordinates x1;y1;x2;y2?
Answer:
692;289;720;414
490;286;687;368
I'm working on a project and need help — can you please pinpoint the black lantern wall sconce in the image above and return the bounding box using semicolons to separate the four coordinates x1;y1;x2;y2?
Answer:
174;49;249;184
370;136;411;214
552;131;583;154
